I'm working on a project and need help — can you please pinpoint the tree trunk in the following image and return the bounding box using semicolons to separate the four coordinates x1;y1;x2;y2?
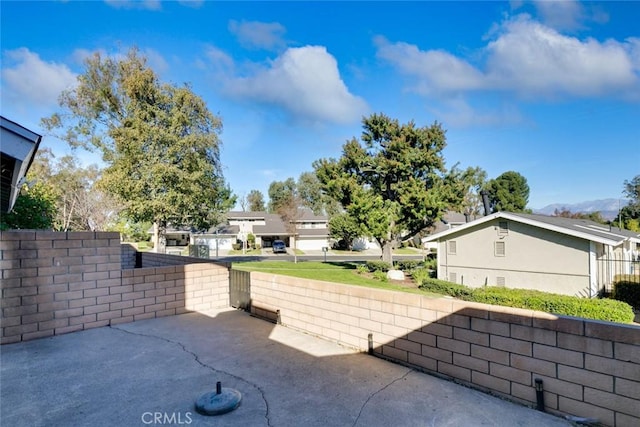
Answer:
381;240;393;265
154;221;167;254
292;235;298;264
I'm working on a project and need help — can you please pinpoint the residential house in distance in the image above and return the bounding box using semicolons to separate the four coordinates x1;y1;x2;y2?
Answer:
178;210;331;254
423;211;640;297
422;211;479;252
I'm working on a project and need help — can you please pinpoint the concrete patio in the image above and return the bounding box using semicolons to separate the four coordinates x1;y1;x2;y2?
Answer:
1;308;574;427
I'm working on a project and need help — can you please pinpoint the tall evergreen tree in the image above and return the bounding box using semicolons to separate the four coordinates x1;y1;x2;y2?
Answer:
485;171;530;213
43;48;235;252
314;113;456;263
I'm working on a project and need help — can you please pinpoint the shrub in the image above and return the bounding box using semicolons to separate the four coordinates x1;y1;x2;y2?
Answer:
231;243;242;251
372;270;388;282
418;279;635;323
423;257;437;271
365;260;392;272
411;268;432;285
419;278;473;299
395;260;422;272
356;264;368;275
613;277;640;309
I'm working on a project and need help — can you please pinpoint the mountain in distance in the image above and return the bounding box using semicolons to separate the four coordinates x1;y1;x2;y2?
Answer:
534;198;630;221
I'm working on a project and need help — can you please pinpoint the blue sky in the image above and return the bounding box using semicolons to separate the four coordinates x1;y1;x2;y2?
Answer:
1;0;639;210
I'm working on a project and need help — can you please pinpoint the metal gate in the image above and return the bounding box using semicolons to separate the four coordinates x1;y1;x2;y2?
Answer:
229;269;251;311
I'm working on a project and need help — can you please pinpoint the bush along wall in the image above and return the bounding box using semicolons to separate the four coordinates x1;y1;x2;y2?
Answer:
613;276;640;310
365;260;392;272
418;278;635;324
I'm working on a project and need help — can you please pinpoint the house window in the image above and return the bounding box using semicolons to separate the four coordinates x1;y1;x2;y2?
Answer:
449;272;457;283
495;241;506;257
498;221;509;236
496;276;506;287
448;240;457;254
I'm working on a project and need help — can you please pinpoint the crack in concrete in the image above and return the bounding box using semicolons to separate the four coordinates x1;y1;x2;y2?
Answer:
352;368;412;427
110;325;273;427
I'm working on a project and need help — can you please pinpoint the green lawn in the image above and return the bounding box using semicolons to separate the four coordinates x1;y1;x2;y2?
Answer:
233;261;435;295
227;248;263;255
393;247;423;254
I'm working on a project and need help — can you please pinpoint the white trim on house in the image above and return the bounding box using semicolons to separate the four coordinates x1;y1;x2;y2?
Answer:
423;212;640;247
423;212;640;296
588;241;597;297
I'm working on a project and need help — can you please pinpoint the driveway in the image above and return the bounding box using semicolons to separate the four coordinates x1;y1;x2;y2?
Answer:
1;308;573;427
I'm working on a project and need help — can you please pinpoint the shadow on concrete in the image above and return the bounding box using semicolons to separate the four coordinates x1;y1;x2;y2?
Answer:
0;308;573;427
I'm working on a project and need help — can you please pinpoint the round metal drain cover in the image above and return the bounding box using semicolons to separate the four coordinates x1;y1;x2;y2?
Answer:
195;384;242;416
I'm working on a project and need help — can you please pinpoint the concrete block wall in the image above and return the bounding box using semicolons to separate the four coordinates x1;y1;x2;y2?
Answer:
1;231;229;344
139;251;229;267
1;231;122;344
120;263;229;320
121;243;137;269
250;272;640;427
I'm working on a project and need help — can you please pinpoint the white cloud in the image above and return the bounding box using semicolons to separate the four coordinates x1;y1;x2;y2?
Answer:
531;0;609;31
375;36;485;95
228;20;287;51
376;15;640;101
531;0;585;31
204;45;235;73
222;46;368;124
485;16;638;98
104;0;161;10
1;48;77;108
430;97;524;128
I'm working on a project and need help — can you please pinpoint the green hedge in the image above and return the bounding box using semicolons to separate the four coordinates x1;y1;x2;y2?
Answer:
365;261;392;272
418;278;635;324
613;276;640;309
394;260;423;272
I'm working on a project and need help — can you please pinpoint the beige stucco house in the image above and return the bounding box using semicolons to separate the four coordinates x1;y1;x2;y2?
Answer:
423;212;640;297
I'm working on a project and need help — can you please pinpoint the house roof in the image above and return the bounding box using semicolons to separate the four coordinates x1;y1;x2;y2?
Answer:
423;211;640;247
296;209;328;222
429;211;480;235
253;214;289;236
227;211;267;220
1;116;42;213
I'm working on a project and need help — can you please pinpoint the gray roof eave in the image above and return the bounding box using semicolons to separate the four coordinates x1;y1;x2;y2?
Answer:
422;212;638;246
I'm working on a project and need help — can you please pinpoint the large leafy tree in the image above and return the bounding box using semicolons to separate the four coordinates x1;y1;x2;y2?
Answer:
268;178;296;213
43;48;234;252
328;213;361;251
30;149;122;231
314;113;455;263
297;171;341;216
484;171;530;213
247;189;266;212
297;171;324;215
446;165;487;217
0;183;56;230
